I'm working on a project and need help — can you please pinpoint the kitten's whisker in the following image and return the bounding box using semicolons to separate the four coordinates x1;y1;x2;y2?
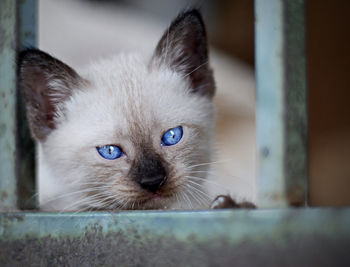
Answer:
185;181;211;202
60;193;113;212
60;200;87;213
186;175;228;191
174;191;181;208
186;185;208;207
186;159;233;170
28;192;39;201
79;181;114;185
40;186;112;205
182;61;208;78
184;183;207;207
180;185;194;209
186;179;210;194
180;190;189;209
187;170;214;174
121;198;132;210
185;187;203;206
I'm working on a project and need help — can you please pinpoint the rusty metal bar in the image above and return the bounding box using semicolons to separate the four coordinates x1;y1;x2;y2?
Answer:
0;0;17;211
1;209;350;266
0;0;37;211
17;0;37;209
255;0;308;208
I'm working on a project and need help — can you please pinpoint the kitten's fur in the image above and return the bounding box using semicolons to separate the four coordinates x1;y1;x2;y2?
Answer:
19;10;218;211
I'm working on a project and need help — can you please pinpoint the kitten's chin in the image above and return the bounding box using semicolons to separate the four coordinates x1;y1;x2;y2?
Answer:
129;194;175;210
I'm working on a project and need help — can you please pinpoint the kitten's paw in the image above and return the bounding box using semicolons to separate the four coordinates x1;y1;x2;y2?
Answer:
210;195;256;209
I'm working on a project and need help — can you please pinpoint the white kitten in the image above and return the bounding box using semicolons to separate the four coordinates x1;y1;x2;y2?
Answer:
18;9;222;211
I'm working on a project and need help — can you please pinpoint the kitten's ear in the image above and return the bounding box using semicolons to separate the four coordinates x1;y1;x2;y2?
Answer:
18;49;84;141
152;9;215;97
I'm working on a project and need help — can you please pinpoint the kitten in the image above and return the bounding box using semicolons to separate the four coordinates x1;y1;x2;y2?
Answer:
19;9;242;211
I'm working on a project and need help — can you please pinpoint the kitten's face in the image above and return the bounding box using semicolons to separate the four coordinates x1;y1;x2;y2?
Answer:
19;10;215;210
45;56;214;209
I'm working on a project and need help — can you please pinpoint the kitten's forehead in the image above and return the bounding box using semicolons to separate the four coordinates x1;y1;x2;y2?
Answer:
83;54;196;116
63;53;213;147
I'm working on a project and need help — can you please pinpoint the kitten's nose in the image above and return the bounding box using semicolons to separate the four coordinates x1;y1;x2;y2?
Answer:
139;175;167;193
129;150;169;193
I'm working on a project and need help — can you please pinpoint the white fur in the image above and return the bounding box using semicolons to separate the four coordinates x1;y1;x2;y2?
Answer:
38;0;257;210
39;54;215;211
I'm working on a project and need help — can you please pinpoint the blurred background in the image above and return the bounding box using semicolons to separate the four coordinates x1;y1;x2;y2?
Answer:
39;0;350;206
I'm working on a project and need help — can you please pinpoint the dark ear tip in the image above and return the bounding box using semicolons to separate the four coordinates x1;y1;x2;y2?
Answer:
18;48;54;68
18;48;37;75
18;47;40;62
180;8;202;18
173;8;205;29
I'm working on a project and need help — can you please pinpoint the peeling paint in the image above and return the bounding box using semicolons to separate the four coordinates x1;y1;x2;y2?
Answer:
0;0;37;211
1;227;349;267
256;0;308;208
1;209;350;266
0;0;17;211
17;0;37;210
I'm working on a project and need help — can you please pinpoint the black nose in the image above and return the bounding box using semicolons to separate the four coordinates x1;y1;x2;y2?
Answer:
129;151;169;193
139;175;167;193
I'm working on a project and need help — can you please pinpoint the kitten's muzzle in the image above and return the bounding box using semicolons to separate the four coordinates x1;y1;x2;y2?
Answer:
129;151;169;193
139;175;167;193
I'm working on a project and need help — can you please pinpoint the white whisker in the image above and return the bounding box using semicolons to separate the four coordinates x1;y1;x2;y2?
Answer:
186;159;233;170
185;181;211;202
182;61;208;78
180;187;193;209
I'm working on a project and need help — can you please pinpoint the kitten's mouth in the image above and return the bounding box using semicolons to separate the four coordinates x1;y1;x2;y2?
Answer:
151;193;161;200
110;179;181;210
144;191;170;203
132;188;178;209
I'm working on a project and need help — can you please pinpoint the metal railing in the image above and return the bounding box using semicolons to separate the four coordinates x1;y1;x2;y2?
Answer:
1;0;349;266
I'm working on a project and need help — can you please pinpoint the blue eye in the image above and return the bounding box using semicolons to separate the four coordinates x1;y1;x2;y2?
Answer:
162;126;183;146
97;145;123;160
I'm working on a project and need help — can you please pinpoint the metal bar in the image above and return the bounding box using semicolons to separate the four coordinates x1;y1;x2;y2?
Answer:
255;0;308;208
16;0;37;209
0;0;37;211
1;209;350;266
0;0;17;211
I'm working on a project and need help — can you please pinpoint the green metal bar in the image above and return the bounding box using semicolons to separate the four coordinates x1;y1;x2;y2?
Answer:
17;0;37;209
0;0;17;211
0;0;37;211
1;209;350;265
255;0;308;208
